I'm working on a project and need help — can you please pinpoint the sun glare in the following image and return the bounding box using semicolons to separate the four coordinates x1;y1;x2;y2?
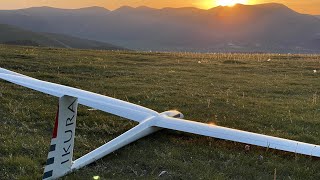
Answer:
216;0;248;7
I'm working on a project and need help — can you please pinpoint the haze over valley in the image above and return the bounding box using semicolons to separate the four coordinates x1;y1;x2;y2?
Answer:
0;3;319;53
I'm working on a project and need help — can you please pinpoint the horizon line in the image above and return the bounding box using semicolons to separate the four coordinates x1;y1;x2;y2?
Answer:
0;3;291;11
0;3;318;15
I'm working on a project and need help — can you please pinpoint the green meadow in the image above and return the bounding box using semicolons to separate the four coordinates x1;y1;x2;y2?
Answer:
0;45;320;179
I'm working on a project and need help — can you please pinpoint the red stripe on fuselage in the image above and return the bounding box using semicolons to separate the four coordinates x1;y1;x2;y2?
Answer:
52;106;59;138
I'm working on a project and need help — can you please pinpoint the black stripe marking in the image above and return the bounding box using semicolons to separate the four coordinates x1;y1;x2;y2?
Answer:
46;157;55;165
49;144;56;152
43;170;53;179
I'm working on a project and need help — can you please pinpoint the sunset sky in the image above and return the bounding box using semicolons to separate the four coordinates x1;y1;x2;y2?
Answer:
0;0;319;15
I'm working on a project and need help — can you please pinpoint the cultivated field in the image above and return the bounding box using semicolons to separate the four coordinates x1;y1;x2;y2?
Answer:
0;45;320;179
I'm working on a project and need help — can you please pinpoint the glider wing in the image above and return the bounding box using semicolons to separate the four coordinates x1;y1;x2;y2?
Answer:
155;116;320;157
0;73;158;122
0;67;29;77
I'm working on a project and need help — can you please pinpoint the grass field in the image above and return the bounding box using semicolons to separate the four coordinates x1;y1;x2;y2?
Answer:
0;45;320;179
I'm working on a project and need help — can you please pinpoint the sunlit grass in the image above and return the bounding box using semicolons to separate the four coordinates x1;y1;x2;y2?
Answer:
0;45;320;179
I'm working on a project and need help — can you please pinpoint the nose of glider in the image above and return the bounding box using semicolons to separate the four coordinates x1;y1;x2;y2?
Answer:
160;110;184;119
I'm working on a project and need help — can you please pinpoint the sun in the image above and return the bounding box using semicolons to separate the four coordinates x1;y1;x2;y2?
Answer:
216;0;248;7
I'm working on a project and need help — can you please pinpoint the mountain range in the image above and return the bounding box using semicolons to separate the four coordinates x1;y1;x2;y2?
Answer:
0;23;125;50
0;4;319;53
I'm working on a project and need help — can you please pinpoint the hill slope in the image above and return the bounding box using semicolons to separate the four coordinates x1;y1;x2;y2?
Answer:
0;4;319;53
0;45;320;179
0;24;125;50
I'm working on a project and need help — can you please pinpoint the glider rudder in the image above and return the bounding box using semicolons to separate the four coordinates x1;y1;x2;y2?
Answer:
43;95;78;180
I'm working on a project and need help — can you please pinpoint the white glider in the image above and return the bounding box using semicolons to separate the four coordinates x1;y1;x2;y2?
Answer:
0;67;319;179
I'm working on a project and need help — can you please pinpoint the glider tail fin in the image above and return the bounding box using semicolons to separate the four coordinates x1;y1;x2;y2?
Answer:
43;95;78;180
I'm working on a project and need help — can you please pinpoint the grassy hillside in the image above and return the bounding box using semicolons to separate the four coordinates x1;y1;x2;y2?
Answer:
0;24;125;50
0;45;319;179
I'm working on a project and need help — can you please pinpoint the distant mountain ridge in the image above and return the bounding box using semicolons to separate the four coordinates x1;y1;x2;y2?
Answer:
0;24;125;50
19;6;110;15
0;3;319;53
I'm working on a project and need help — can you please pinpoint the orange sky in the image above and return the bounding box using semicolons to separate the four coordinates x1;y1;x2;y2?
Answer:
0;0;319;15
